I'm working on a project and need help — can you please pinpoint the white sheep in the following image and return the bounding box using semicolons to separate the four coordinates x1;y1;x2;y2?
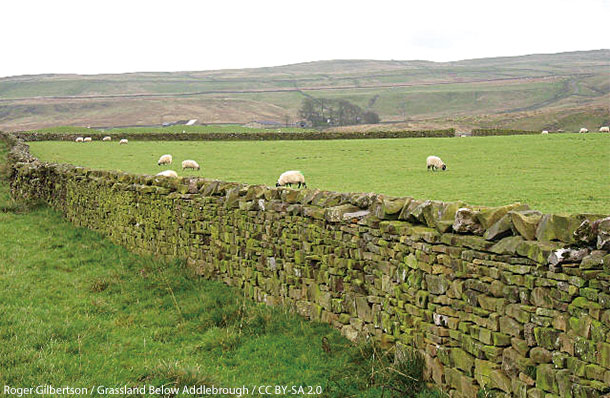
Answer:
157;154;173;165
182;160;200;170
102;136;112;141
119;139;128;145
599;126;609;133
541;130;549;135
426;155;446;171
75;137;84;143
156;170;178;178
84;137;92;142
276;170;306;188
579;128;589;134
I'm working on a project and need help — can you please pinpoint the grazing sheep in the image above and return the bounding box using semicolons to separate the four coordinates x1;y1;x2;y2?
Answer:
83;137;92;142
102;136;112;141
541;130;549;135
75;137;84;143
182;160;200;170
156;170;178;178
157;154;173;165
599;126;609;133
579;128;589;134
426;156;447;171
460;134;467;138
276;170;306;188
119;139;128;145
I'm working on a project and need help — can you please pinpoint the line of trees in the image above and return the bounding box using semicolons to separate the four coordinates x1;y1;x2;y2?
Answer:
298;98;380;127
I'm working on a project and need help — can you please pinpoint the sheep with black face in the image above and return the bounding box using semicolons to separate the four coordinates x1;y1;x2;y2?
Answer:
276;170;306;188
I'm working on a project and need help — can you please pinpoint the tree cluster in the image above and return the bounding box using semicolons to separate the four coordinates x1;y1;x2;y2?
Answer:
298;98;380;127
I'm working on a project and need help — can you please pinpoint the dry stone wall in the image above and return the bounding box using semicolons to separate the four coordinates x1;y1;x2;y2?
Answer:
3;133;610;398
13;128;455;142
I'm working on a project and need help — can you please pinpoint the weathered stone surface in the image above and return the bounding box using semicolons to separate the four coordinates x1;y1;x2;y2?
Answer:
425;274;450;295
398;198;423;221
342;210;370;222
530;347;552;363
450;347;475;375
536;214;585;243
531;287;553;309
349;192;376;209
536;364;559;393
534;328;561;350
573;219;596;245
595;217;610;250
490;235;524;254
484;214;514;241
516;240;561;264
478;203;528;230
580;251;605;270
510;210;543;241
444;367;479;398
372;196;408;220
324;204;360;223
475;358;512;392
453;207;484;235
548;248;590;266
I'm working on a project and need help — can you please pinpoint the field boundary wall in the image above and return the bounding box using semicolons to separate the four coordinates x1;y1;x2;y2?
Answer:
13;129;455;142
471;129;544;137
2;132;609;398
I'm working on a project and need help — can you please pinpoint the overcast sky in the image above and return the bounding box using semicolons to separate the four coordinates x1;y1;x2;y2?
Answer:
1;0;608;78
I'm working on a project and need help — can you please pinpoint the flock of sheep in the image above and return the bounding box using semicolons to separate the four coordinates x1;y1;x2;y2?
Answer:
73;135;309;187
73;126;608;187
75;136;128;145
541;126;609;134
155;153;304;186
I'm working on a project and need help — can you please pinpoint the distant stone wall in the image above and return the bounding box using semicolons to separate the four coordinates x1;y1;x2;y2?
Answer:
470;129;543;137
3;132;610;398
13;128;455;142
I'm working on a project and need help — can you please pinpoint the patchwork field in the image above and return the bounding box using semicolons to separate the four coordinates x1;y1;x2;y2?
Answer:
2;50;609;132
29;133;610;214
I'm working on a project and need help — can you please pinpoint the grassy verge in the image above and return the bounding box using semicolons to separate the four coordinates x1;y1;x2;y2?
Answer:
28;133;610;214
0;142;441;397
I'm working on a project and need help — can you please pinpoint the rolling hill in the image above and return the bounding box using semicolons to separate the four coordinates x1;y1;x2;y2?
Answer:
0;49;608;131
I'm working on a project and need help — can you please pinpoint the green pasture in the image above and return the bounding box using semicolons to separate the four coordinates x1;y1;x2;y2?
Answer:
29;133;610;214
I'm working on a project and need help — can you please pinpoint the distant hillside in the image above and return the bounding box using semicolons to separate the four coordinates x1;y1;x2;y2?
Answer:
1;49;608;131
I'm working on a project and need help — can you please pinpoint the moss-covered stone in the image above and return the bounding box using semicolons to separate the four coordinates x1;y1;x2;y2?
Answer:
425;274;450;295
490;236;524;255
450;347;475;376
475;358;512;392
534;327;561;350
484;214;515;241
510;210;543;241
536;364;559;394
536;214;586;243
478;203;528;230
371;196;407;220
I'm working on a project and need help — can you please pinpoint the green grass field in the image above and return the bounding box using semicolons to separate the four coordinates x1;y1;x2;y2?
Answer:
29;133;610;214
0;142;438;397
